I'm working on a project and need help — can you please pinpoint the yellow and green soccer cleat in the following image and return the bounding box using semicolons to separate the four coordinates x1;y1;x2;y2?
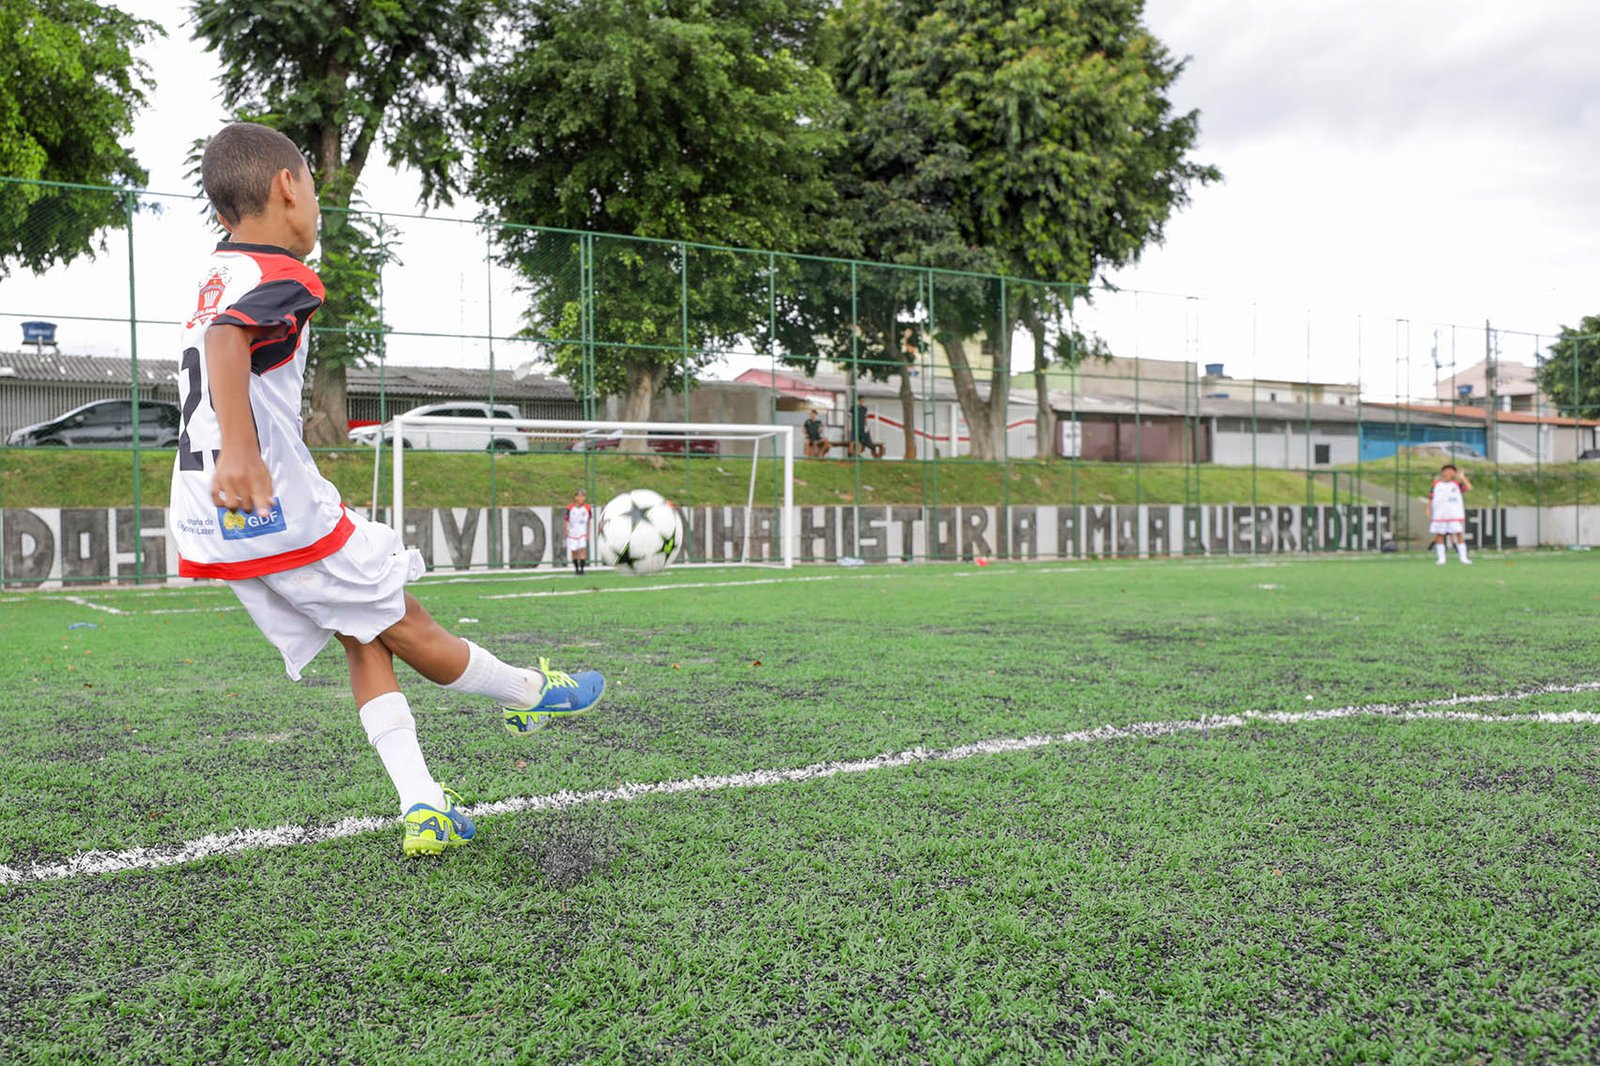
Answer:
402;785;476;857
504;657;606;734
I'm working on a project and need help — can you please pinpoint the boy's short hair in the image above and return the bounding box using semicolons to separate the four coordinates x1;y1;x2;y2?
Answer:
1440;463;1458;474
201;122;308;227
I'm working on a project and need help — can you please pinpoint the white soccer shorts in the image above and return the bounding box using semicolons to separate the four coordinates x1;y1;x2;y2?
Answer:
228;510;426;680
1429;518;1465;535
565;537;588;554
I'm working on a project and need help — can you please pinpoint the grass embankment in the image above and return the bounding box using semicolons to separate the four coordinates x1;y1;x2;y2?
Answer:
1341;457;1600;506
5;447;1348;508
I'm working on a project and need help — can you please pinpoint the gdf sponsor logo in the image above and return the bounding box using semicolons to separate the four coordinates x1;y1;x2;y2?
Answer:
217;500;288;540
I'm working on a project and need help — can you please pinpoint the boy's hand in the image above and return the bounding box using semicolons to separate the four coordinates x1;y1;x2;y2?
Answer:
212;450;275;518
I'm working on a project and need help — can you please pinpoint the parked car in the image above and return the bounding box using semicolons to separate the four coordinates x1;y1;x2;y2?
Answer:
6;399;181;448
348;402;528;452
568;429;719;454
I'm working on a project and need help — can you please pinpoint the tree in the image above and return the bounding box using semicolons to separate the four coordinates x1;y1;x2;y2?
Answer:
467;0;840;438
829;0;1217;459
768;72;997;460
1536;316;1600;419
191;0;488;445
0;0;159;277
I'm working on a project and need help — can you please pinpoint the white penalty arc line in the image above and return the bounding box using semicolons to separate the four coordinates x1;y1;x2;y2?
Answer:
5;681;1600;887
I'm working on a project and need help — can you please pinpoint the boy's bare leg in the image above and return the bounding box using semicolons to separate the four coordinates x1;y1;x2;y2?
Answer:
340;631;401;705
339;632;444;811
378;592;545;708
376;593;470;685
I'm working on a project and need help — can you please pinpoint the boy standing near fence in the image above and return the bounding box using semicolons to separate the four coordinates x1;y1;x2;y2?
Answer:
168;122;604;857
565;488;593;575
1425;463;1473;565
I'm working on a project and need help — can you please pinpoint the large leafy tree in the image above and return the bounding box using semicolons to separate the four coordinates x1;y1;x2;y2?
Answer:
0;0;158;277
771;73;998;460
1536;315;1600;419
828;0;1217;460
468;0;839;436
191;0;487;445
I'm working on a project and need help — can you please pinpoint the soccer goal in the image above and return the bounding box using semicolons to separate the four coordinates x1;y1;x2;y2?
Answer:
375;416;796;573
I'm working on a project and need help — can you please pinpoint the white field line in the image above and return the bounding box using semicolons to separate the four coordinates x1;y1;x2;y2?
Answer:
476;555;1367;601
4;681;1599;887
141;605;244;616
483;573;854;600
19;552;1390;614
51;595;128;615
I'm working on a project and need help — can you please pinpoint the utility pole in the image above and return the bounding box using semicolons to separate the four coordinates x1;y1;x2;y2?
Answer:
1485;319;1497;463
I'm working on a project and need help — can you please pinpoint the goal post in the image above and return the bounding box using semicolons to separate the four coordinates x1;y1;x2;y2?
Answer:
384;415;796;571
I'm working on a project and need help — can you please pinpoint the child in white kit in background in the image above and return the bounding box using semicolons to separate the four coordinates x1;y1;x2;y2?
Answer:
1425;463;1473;565
169;122;605;857
565;488;593;575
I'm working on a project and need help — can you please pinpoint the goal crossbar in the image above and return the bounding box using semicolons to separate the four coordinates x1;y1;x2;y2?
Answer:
387;416;796;570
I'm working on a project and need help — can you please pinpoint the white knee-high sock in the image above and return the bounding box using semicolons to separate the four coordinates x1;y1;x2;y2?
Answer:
359;692;445;812
1456;540;1470;561
444;640;542;707
1435;543;1447;562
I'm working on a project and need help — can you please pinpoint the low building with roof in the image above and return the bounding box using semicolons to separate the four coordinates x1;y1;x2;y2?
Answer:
0;347;580;441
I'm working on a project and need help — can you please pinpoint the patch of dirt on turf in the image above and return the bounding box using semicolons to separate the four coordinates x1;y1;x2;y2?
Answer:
1459;767;1565;794
523;811;617;889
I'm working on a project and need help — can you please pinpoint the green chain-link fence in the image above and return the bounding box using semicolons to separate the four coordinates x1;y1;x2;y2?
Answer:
3;176;1598;585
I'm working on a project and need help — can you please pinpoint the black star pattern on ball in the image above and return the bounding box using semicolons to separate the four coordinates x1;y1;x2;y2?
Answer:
627;500;652;527
659;531;677;559
612;540;638;568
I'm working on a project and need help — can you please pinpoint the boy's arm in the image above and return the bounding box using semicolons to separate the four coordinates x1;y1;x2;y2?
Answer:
1459;472;1473;491
206;324;276;518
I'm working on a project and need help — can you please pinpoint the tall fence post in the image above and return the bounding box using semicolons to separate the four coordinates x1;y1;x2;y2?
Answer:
999;274;1010;560
125;188;143;583
482;218;499;570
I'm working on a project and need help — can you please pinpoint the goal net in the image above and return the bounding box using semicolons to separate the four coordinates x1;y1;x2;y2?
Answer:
367;416;796;574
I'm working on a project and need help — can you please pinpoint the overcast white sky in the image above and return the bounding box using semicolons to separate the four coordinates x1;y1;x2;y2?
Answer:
7;0;1598;397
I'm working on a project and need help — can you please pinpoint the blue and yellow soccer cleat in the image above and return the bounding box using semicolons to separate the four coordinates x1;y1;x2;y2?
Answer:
402;785;476;857
503;657;606;734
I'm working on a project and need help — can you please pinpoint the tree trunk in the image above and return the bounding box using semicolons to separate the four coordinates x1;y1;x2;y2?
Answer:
1029;315;1053;460
985;338;1011;461
303;358;349;447
898;365;918;461
620;359;668;452
941;334;997;460
304;116;352;449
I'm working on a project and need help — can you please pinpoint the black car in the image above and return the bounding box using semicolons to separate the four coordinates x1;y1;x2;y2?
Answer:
6;399;182;447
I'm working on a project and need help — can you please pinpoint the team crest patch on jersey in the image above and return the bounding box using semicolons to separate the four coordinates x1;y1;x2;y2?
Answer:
217;500;288;540
187;269;230;329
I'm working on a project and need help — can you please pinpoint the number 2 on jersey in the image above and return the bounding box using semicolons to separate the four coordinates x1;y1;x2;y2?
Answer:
177;346;204;471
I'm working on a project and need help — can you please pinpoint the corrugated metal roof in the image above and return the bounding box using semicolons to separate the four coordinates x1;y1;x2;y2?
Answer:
345;364;575;400
0;349;178;384
0;350;576;400
1368;402;1600;428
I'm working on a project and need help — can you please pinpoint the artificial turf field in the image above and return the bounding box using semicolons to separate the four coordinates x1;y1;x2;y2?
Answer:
2;552;1599;1063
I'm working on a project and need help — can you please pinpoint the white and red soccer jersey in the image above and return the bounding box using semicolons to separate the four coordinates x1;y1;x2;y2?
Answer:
1430;478;1466;523
168;241;351;579
565;503;592;547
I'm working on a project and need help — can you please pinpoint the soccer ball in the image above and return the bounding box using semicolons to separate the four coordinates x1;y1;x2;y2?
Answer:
595;489;684;575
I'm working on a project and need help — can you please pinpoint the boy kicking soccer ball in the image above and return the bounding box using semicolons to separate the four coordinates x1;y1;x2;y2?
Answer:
169;122;604;857
1425;463;1473;565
